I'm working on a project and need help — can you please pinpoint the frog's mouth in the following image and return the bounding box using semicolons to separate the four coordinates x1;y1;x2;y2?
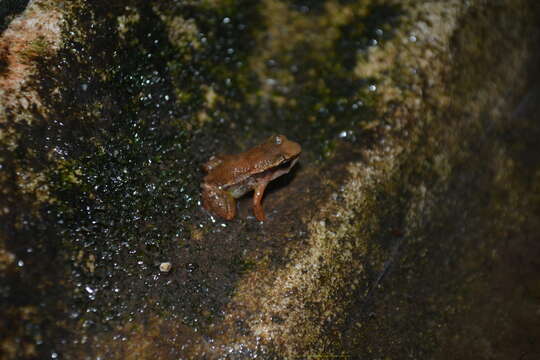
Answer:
269;155;299;181
283;156;299;170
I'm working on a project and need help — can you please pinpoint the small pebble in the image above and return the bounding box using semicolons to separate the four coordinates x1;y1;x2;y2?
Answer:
159;262;172;273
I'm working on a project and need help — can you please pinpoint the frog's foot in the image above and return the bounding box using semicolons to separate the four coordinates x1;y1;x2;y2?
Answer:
202;185;236;220
252;182;268;221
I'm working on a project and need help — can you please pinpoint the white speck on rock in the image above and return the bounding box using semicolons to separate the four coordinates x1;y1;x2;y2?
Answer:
159;262;172;273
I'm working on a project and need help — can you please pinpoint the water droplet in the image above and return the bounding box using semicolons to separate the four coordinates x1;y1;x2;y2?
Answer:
186;263;198;273
69;311;80;319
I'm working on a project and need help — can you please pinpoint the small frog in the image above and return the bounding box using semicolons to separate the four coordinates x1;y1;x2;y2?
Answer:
201;135;301;221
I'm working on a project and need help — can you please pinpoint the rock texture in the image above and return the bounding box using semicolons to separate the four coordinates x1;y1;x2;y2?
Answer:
1;0;539;359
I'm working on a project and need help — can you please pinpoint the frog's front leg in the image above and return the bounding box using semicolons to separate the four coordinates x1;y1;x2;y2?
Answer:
252;182;269;221
202;184;236;220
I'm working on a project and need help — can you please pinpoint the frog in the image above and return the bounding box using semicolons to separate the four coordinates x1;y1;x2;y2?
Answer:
201;135;301;221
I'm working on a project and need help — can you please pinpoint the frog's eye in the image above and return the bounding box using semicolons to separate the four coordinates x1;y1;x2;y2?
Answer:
274;135;283;145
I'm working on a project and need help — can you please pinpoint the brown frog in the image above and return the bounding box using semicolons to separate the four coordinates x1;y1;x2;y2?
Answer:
201;135;301;221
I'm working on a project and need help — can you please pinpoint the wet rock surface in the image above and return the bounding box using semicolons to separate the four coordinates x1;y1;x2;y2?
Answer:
1;0;540;359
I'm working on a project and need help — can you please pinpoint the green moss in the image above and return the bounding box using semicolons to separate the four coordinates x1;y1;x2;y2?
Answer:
230;254;257;275
19;36;53;64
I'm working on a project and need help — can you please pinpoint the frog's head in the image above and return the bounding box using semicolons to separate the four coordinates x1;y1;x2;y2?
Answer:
267;135;301;163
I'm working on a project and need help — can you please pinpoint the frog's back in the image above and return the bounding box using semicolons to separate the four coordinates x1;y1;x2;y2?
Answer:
202;153;259;188
202;135;300;188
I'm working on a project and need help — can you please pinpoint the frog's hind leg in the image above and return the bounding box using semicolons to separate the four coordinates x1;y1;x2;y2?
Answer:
202;186;236;220
252;182;268;221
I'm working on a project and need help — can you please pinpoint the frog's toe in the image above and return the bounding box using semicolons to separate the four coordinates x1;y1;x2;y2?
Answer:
253;205;266;221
